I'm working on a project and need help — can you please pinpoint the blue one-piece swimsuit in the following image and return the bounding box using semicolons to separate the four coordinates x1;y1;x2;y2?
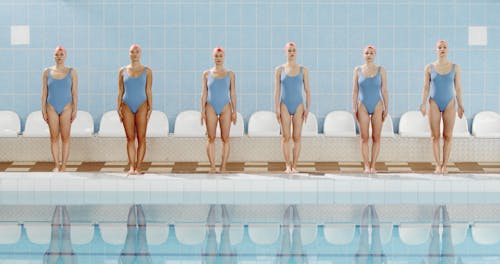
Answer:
357;67;383;115
47;68;73;115
280;67;304;115
207;71;231;115
430;64;455;112
122;67;148;114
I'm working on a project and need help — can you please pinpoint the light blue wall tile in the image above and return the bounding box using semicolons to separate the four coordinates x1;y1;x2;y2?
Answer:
484;95;499;112
150;3;166;26
133;4;150;26
165;3;179;26
226;4;240;26
240;4;256;25
0;4;11;25
423;3;439;26
12;4;28;24
363;4;378;25
455;5;470;26
210;26;227;47
256;3;271;25
299;4;315;26
270;3;287;26
469;4;486;25
347;3;363;26
180;3;195;26
0;74;11;95
225;27;240;49
210;3;226;26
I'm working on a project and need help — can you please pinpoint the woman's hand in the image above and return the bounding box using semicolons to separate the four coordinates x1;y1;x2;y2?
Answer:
201;110;206;125
275;110;281;125
457;104;465;119
147;107;152;120
420;103;427;116
117;106;124;122
42;109;48;123
231;112;237;125
71;108;77;123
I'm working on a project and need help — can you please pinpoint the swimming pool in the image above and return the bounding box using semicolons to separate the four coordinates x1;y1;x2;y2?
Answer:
1;172;500;263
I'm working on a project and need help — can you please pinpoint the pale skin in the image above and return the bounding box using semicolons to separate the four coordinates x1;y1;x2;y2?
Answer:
274;44;311;173
41;49;78;172
352;48;389;173
200;51;237;173
117;46;153;175
420;43;464;174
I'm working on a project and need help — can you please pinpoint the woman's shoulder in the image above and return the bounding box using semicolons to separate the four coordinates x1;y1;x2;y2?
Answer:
274;64;285;72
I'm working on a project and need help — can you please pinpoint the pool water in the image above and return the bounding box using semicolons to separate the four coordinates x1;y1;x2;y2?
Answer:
1;204;500;264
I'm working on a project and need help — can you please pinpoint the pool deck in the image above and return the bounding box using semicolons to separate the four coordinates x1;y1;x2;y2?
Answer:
1;170;500;205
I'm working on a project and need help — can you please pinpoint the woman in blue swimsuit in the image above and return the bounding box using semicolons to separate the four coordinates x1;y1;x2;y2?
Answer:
201;47;237;173
352;46;389;174
420;40;465;174
275;42;311;174
41;46;78;172
117;44;153;175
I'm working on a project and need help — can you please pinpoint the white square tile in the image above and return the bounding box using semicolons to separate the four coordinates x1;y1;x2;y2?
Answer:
468;26;487;46
10;25;30;45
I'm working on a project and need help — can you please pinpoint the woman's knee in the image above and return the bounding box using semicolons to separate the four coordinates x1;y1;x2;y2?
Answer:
221;135;230;144
442;132;453;142
136;135;147;145
60;134;70;144
50;135;59;143
292;134;301;143
207;135;216;143
431;133;441;142
360;134;369;144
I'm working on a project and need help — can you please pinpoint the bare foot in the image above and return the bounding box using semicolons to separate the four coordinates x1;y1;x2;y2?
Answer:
134;169;145;175
363;166;370;173
370;167;377;174
52;167;60;172
434;165;442;174
60;165;66;172
209;166;216;174
284;165;292;174
441;165;448;175
127;167;136;175
291;167;299;174
220;165;227;173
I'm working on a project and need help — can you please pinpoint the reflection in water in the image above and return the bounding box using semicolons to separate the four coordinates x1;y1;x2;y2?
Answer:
355;205;386;264
43;205;77;264
119;204;152;264
276;205;307;264
2;204;498;262
203;204;237;264
427;205;458;264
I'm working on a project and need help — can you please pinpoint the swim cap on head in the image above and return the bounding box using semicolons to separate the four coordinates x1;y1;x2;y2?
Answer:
129;44;142;52
435;40;448;48
284;42;296;50
54;45;66;54
364;45;376;53
212;46;225;55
